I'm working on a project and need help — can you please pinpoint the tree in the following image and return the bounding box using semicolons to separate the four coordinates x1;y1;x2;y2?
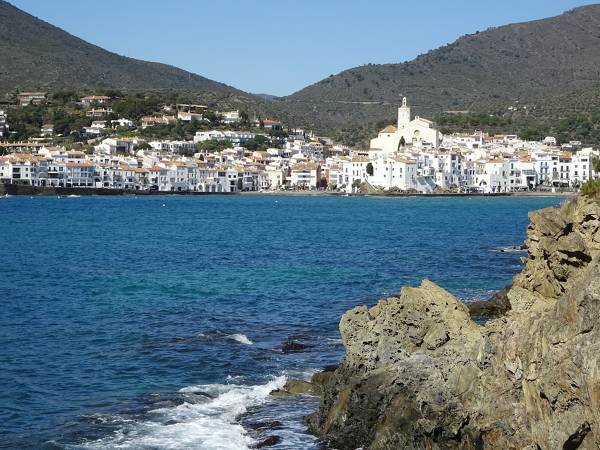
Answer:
399;136;406;147
51;90;78;105
366;163;374;176
196;139;232;153
135;142;152;151
112;95;162;119
593;156;600;174
243;135;270;151
203;110;223;125
239;110;250;127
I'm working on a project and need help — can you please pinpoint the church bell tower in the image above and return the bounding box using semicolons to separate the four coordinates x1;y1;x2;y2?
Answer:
397;97;411;128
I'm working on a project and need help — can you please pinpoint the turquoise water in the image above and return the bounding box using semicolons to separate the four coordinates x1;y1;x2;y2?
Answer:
0;195;560;449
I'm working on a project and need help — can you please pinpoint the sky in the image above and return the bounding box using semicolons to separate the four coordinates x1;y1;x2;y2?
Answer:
9;0;596;96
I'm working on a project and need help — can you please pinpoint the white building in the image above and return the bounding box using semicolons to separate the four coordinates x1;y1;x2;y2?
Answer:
95;138;136;155
0;110;9;137
290;163;321;189
265;165;286;190
219;110;241;124
111;118;134;128
370;97;442;152
193;130;256;145
342;157;370;192
150;140;196;153
81;95;110;105
177;111;204;122
367;155;419;191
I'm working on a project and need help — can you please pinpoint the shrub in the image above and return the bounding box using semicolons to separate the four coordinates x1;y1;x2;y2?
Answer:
580;178;600;197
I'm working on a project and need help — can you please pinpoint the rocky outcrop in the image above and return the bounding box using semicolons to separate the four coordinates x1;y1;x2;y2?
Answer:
309;195;600;449
468;286;511;320
271;367;337;397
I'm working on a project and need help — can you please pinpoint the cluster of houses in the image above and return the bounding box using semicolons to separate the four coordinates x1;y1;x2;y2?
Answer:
7;92;284;139
340;98;598;193
1;96;599;193
0;132;337;192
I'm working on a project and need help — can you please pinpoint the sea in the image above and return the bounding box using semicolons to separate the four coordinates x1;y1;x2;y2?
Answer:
0;194;561;449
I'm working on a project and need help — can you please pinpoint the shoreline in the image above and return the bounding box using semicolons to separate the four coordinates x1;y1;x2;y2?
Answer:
0;184;235;196
1;183;577;198
241;190;576;198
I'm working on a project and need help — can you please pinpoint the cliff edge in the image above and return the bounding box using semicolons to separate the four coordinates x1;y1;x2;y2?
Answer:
309;195;600;449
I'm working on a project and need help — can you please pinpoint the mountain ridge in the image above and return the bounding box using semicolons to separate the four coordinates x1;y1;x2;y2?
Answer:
2;2;600;133
0;0;259;106
276;4;600;130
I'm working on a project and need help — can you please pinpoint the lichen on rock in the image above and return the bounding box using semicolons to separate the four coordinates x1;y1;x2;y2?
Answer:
309;195;600;449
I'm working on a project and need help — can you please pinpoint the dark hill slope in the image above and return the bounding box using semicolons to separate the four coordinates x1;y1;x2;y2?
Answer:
0;0;253;103
279;5;600;130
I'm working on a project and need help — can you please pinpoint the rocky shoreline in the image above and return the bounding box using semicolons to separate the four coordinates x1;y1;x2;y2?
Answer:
280;194;600;449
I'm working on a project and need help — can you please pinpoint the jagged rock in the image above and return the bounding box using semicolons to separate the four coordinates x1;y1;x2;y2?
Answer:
251;435;282;448
468;286;511;320
309;195;600;449
281;340;307;353
271;380;318;397
244;420;283;431
271;368;337;398
311;366;336;389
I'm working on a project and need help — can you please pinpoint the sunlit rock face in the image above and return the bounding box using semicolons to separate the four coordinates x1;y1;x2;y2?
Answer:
309;195;600;450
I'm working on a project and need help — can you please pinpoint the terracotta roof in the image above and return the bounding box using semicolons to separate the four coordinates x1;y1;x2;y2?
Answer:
392;157;416;164
82;95;110;101
66;162;93;168
292;163;320;171
380;125;398;133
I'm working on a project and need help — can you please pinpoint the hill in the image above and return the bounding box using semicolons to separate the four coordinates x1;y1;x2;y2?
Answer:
0;0;257;107
277;5;600;131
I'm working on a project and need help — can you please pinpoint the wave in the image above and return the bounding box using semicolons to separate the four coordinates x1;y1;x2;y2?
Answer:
78;376;286;450
195;331;254;345
226;333;254;345
491;245;526;253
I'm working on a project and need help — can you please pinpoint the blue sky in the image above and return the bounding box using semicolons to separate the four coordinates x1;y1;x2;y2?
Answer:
9;0;595;96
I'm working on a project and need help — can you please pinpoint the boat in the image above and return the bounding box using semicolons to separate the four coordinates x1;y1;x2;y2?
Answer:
66;194;81;198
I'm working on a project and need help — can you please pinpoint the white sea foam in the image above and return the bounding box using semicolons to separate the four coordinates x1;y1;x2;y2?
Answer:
81;376;286;450
282;367;320;381
195;331;254;345
225;333;254;345
491;245;526;253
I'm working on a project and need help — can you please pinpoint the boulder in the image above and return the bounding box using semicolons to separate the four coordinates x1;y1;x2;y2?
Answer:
271;380;318;397
281;340;307;353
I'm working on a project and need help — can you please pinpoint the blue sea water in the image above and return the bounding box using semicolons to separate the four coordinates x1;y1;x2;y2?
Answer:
0;194;561;449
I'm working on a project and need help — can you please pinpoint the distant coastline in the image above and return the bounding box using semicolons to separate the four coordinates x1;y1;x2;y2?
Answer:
240;190;576;198
0;183;234;197
1;183;575;198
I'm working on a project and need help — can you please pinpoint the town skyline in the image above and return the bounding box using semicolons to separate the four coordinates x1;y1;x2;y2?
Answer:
2;94;598;197
6;0;595;96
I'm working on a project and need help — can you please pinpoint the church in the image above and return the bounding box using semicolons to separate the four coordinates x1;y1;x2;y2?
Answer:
369;97;442;153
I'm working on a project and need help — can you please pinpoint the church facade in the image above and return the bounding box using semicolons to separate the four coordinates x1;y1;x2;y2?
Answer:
369;97;442;153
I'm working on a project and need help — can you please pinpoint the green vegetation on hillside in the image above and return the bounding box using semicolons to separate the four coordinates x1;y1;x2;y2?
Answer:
1;90;269;145
436;84;600;144
581;178;600;197
278;5;600;131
